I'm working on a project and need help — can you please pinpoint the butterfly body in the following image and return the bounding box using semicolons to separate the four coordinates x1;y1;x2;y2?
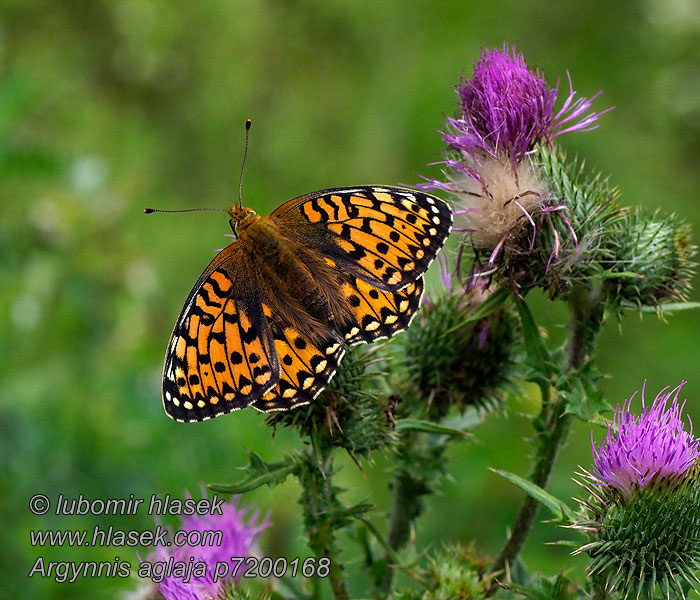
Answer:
161;186;452;422
231;207;354;342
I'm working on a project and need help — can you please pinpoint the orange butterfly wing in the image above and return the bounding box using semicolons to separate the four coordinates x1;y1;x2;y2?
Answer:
252;324;346;412
162;245;280;422
269;186;452;292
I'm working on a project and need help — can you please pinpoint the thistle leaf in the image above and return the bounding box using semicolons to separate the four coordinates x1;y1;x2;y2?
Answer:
491;468;575;521
394;418;473;438
208;453;298;494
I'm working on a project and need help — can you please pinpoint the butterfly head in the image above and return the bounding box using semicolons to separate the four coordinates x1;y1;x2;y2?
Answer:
228;203;258;235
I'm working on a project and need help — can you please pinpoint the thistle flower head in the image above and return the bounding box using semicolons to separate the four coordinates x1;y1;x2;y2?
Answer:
574;382;700;599
607;208;696;308
154;495;269;600
402;263;518;419
445;45;555;162
590;380;699;500
445;44;609;163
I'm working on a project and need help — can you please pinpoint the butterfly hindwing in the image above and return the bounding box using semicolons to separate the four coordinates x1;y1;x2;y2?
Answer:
270;186;452;292
163;245;279;422
340;276;425;345
250;277;424;412
252;325;345;412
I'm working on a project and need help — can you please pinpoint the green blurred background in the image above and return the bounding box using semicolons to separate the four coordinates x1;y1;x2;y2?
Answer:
2;0;700;598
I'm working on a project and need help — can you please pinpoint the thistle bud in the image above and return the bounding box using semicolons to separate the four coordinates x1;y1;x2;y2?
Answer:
400;267;518;420
607;208;695;307
422;544;485;600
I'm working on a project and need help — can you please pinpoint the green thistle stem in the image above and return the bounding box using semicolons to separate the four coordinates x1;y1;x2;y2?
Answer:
380;429;446;594
298;444;349;600
489;287;602;588
386;433;421;551
380;431;421;594
489;404;572;585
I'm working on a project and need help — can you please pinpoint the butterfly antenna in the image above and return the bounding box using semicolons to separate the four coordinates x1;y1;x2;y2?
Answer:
143;207;228;214
144;118;251;215
237;118;252;208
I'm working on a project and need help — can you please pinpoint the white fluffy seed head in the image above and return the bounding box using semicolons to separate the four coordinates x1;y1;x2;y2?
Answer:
451;154;547;250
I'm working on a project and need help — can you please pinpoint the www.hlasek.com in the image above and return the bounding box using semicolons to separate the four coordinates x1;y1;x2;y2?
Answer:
26;492;331;584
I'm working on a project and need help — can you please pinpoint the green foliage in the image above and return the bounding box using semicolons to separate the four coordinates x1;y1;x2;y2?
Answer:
491;470;575;523
503;573;583;600
208;452;299;495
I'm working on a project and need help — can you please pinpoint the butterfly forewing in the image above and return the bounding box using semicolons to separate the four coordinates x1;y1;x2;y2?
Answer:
163;245;279;422
270;186;453;291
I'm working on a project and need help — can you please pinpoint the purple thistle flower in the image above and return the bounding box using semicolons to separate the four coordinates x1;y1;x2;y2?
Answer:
420;45;610;265
443;44;611;165
154;495;269;600
419;44;613;290
591;381;700;500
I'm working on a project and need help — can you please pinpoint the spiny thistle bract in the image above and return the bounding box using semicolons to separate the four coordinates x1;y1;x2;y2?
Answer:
221;584;274;600
576;472;700;600
605;207;696;308
400;280;519;421
265;345;396;457
518;147;622;298
573;382;700;599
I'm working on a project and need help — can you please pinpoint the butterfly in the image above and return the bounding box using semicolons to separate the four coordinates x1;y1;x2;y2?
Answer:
161;185;452;422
